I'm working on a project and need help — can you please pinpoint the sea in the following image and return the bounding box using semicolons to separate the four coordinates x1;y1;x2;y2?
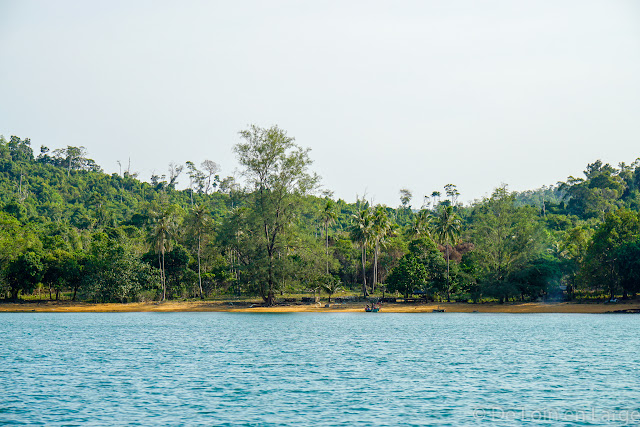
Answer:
1;313;639;426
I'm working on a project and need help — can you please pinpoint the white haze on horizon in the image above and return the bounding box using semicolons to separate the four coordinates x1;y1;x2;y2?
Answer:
1;0;639;207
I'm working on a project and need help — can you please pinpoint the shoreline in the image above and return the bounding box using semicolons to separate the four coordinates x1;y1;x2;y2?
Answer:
1;300;639;314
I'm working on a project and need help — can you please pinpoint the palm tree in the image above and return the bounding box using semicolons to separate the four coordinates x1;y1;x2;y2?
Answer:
322;276;342;303
434;205;462;302
187;204;210;299
150;204;178;301
320;200;337;275
371;205;392;292
350;207;373;297
407;209;432;239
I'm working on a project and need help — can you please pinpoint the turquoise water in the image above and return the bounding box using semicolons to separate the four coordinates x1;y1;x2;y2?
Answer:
1;313;639;426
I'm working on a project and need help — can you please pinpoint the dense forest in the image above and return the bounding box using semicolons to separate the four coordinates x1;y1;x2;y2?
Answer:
1;127;639;304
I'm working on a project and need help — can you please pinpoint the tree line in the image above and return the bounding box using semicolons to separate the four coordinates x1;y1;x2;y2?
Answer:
1;130;639;304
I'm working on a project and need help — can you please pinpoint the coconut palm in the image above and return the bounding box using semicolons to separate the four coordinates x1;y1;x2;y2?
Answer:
322;276;342;303
434;205;462;302
407;209;432;239
320;199;337;275
350;207;373;297
371;205;393;292
186;204;210;299
149;204;178;301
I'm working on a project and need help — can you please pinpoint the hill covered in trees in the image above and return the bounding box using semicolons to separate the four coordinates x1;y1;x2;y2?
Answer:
1;130;639;304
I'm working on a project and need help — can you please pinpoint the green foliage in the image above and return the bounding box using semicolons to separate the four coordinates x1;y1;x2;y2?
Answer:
387;237;446;299
434;205;462;301
580;209;640;299
163;245;194;298
387;253;427;298
84;233;160;302
42;249;82;300
232;125;319;304
350;207;374;297
470;186;546;302
321;275;342;302
6;251;44;299
407;237;447;297
1;132;639;304
510;255;562;300
614;240;640;297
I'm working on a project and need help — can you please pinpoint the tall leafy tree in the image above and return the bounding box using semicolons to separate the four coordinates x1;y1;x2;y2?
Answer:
0;212;33;273
431;191;441;209
470;186;544;302
580;209;640;300
185;161;206;202
42;249;80;301
85;232;160;303
444;183;460;206
614;239;640;298
52;146;100;175
388;237;446;299
201;160;220;194
556;226;593;299
234;125;318;305
6;251;44;300
386;253;427;299
399;188;413;209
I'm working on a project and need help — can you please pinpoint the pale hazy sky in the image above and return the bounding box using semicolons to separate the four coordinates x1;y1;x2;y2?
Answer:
1;0;639;206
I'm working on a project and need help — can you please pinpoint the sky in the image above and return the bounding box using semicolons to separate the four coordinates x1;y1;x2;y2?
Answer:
1;0;639;207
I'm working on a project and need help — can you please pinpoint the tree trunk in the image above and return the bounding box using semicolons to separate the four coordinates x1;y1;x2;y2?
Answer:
325;223;329;275
161;248;166;301
198;233;204;299
361;245;368;297
373;241;379;294
446;246;451;303
266;249;275;306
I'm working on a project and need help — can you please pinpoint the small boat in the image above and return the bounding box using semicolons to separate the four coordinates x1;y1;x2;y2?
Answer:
432;307;445;313
365;305;380;312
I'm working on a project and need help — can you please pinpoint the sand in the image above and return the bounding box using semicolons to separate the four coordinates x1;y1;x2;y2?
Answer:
1;300;639;313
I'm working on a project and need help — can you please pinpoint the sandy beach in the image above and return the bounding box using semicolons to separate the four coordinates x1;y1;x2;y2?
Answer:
1;300;639;314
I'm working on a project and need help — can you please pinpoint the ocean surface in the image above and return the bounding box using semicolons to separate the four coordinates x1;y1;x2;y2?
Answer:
1;312;639;426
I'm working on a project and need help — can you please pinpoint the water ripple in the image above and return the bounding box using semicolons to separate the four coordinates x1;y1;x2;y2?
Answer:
1;313;639;426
